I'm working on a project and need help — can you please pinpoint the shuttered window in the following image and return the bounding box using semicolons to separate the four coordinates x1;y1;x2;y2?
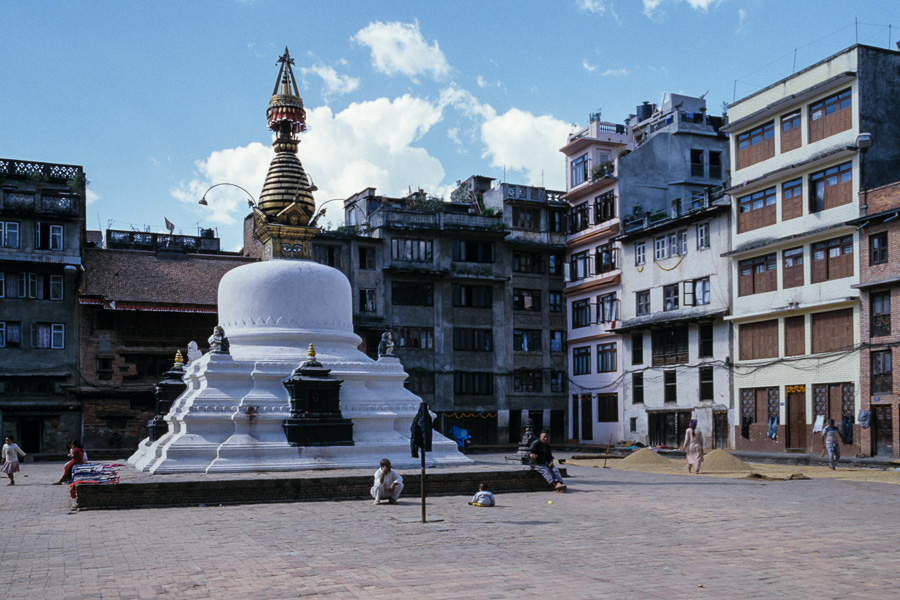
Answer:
782;178;803;221
809;162;852;213
811;309;853;354
738;187;776;233
811;236;853;283
739;320;778;360
784;316;805;357
736;122;775;170
738;254;777;296
781;111;802;153
782;247;804;289
808;89;852;144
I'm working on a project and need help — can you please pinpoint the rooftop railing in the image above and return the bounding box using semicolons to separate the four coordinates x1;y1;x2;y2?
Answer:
106;230;221;253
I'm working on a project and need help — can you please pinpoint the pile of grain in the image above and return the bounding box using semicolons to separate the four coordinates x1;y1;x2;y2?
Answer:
700;450;752;472
620;448;675;466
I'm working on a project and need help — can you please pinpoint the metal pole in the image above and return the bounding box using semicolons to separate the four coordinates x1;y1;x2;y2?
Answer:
420;448;426;523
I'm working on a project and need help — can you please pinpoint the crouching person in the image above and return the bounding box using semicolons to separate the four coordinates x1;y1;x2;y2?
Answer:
529;429;566;492
371;458;403;505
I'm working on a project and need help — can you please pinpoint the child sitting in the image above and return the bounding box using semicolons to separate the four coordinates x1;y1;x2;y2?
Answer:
468;482;495;507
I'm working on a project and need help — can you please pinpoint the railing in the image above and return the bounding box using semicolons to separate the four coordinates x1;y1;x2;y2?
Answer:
621;183;728;235
0;158;83;182
106;230;221;253
380;209;502;231
594;122;627;134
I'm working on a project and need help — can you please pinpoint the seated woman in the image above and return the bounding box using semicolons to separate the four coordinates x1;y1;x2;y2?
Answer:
54;440;85;485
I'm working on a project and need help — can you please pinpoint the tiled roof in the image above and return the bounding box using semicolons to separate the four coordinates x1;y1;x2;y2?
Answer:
81;248;256;305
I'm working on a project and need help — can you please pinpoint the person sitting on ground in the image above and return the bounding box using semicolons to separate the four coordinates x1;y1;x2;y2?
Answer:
822;419;844;470
54;440;85;485
371;458;403;505
468;482;495;506
528;429;566;492
2;436;27;486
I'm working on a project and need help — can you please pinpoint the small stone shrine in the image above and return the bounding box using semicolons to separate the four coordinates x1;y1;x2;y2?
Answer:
146;351;188;442
282;344;353;446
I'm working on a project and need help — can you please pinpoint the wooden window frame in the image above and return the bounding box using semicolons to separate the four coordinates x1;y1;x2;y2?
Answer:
572;346;591;376
811;309;853;354
784;315;805;357
808;88;852;144
739;320;778;360
735;121;775;170
782;247;804;289
782;178;803;221
738;187;776;233
781;111;802;153
871;291;891;338
811;236;853;283
738;253;777;296
809;162;852;213
870;231;888;265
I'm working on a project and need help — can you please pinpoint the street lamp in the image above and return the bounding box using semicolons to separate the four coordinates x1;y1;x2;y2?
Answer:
198;183;258;207
856;133;874;210
309;197;347;228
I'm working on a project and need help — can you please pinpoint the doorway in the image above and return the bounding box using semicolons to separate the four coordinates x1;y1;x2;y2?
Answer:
19;419;41;454
873;405;893;457
787;392;806;449
581;393;593;440
713;411;729;449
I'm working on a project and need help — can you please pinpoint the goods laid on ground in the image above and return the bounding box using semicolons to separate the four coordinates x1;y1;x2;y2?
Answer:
619;448;675;467
700;450;753;473
69;464;120;498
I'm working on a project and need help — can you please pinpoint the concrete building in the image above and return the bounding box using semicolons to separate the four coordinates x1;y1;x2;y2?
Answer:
0;158;86;456
722;44;900;454
560;115;630;444
614;94;732;448
75;230;253;454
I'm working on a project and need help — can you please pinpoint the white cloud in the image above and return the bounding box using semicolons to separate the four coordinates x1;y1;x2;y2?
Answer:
582;59;597;72
480;108;569;190
85;189;99;206
577;0;610;15
353;21;450;82
736;8;746;33
301;65;360;98
476;75;488;88
601;68;630;77
439;85;496;121
643;0;719;19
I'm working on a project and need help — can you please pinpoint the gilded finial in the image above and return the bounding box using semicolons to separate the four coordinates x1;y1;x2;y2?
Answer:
308;343;316;358
174;350;184;365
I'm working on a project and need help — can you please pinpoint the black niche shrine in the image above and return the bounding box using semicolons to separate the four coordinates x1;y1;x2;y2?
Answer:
147;352;188;442
282;345;354;446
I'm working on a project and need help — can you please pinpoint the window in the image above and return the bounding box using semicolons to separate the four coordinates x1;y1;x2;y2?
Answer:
738;187;776;233
513;329;542;352
811;236;853;283
872;291;891;338
597;292;618;323
784;315;805;356
570;250;591;280
652;326;689;365
783;247;804;289
573;347;591;375
872;350;893;394
687;278;710;306
809;162;852;213
453;284;492;308
598;343;617;373
359;289;376;312
781;111;802;153
809;88;852;144
454;372;493;395
663;284;679;311
549;210;565;233
513;252;544;274
392;238;433;262
597;394;618;422
699;367;714;402
664;371;677;403
572;299;591;328
452;240;494;263
632;373;644;404
690;149;705;177
698;323;713;358
870;232;888;265
0;273;4;298
549;291;562;313
454;328;493;352
395;327;434;349
738;254;777;296
636;290;650;316
571;153;590;187
632;333;644;365
739;320;778;360
811;308;853;354
313;244;342;268
550;330;566;352
359;246;376;270
635;241;646;266
0;222;19;248
595;242;617;274
709;151;723;179
782;178;803;221
391;281;433;306
594;191;616;223
513;289;541;312
513;370;543;392
569;203;590;233
512;207;539;230
550;370;566;393
654;230;687;260
736;121;774;170
697;223;709;249
0;322;22;347
630;417;638;432
32;323;65;349
548;254;564;276
405;370;435;395
35;223;64;250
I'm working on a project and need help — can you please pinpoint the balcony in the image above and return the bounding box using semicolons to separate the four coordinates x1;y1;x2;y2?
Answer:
376;208;504;232
621;184;726;235
106;230;221;253
0;158;84;183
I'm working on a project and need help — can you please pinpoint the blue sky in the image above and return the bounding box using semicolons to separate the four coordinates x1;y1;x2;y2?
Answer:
4;1;897;250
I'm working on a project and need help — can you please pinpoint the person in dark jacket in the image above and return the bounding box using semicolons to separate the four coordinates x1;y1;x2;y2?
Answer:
528;429;566;491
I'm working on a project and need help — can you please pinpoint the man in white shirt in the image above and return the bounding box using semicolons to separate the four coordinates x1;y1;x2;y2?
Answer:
371;458;403;505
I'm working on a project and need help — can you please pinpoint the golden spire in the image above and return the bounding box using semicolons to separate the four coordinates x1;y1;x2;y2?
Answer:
174;350;184;365
308;343;316;358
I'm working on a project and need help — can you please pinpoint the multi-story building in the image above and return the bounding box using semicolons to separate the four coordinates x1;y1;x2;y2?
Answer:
722;44;900;454
615;94;732;449
560;115;630;444
851;180;900;457
325;179;568;445
75;229;253;454
0;158;86;456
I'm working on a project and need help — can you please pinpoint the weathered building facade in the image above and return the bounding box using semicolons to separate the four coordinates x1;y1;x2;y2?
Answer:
0;158;86;456
615;94;732;449
723;45;900;454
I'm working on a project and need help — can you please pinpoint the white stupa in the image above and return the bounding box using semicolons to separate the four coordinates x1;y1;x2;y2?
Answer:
129;48;468;473
129;259;469;473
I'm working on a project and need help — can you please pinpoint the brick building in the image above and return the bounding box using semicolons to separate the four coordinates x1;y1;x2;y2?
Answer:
74;230;254;454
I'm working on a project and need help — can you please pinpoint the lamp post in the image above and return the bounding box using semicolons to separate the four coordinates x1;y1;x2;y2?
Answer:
308;197;347;228
856;132;874;212
197;183;258;208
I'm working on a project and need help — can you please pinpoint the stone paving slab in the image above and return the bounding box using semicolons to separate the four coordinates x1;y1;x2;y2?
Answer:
1;455;898;599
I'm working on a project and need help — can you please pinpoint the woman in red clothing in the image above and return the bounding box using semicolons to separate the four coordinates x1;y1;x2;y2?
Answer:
54;440;84;485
